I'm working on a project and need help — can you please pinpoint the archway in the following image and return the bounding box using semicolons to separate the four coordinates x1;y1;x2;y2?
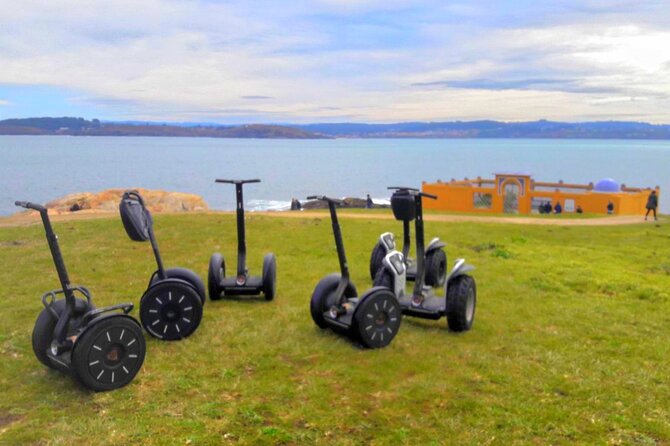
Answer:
503;181;520;214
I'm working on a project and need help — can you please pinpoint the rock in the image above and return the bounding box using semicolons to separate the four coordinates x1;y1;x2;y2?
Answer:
302;197;389;210
43;188;208;214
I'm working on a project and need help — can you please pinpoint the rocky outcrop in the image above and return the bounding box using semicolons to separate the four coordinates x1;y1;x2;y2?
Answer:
301;197;389;210
43;189;208;214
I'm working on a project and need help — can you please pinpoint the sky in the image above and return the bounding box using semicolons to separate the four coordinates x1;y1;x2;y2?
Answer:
0;0;669;124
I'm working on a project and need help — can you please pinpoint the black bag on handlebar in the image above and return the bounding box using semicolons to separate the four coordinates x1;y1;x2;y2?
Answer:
120;192;152;242
391;190;416;221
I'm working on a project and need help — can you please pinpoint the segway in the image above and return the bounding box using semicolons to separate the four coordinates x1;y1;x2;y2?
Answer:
372;188;477;331
208;179;276;301
308;195;401;348
16;200;146;391
369;187;448;287
120;191;205;340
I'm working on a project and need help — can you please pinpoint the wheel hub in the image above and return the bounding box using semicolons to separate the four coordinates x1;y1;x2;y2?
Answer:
374;311;388;326
161;302;182;322
103;343;126;367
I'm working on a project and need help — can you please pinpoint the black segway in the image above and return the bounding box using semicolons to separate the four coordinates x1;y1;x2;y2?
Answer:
308;196;401;348
120;191;205;340
208;179;276;301
369;187;447;287
16;200;146;391
372;188;477;331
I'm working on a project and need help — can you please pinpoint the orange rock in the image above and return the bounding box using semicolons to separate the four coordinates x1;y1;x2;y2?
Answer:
44;189;208;214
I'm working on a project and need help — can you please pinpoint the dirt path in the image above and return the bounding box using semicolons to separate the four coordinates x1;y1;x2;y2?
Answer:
0;208;659;228
266;211;657;226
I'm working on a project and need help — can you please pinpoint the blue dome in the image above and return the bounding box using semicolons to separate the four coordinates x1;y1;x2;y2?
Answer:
594;178;620;192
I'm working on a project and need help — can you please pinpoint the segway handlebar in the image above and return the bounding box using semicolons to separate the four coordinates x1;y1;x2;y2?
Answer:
388;186;420;192
306;195;344;205
15;201;47;212
122;190;147;206
387;188;438;200
215;179;261;185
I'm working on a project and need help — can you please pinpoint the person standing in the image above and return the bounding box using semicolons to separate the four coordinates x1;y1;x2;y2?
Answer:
645;190;658;221
607;201;614;214
366;194;373;209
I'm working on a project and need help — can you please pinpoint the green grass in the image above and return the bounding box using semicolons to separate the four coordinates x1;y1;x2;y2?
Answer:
1;213;669;445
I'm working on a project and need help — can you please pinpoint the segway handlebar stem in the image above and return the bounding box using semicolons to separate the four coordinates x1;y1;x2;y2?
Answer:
307;195;350;279
16;199;76;343
215;179;261;276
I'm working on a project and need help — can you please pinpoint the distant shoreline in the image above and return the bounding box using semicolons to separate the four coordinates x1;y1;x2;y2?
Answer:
4;134;670;141
3;117;670;139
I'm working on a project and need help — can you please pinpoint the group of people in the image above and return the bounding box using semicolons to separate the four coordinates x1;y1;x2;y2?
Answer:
537;190;659;219
538;201;564;214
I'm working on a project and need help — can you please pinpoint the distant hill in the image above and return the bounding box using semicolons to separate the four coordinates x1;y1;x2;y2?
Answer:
2;116;670;139
295;120;670;139
0;117;327;139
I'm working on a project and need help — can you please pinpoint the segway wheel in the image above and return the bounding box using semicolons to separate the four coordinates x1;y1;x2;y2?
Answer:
140;281;203;340
262;253;277;301
72;316;145;391
369;242;387;281
156;268;207;307
445;275;476;332
32;298;91;371
208;253;225;301
425;248;447;287
310;274;357;329
353;289;401;349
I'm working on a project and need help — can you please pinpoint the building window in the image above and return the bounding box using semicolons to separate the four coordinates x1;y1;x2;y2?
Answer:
473;193;492;209
564;199;575;212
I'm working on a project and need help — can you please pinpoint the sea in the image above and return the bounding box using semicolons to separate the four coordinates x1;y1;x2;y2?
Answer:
0;136;668;216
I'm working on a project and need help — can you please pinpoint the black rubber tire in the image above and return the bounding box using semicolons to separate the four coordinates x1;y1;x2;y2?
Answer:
208;253;225;301
32;298;91;371
310;274;357;329
262;253;277;301
369;241;387;281
72;316;145;391
140;281;203;340
157;268;206;306
445;275;476;332
352;290;401;349
372;267;394;290
425;249;447;287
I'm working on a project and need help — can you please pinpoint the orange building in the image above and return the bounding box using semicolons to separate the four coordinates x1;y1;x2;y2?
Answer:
422;173;660;215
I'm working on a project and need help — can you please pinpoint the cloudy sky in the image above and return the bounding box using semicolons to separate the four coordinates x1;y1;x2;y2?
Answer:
0;0;668;123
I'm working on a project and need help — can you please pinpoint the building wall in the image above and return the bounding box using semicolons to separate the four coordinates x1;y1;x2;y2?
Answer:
422;179;659;215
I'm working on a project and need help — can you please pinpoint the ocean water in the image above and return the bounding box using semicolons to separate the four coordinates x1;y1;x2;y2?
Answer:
0;136;668;216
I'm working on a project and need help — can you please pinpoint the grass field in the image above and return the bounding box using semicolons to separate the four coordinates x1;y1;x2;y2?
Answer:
0;212;669;445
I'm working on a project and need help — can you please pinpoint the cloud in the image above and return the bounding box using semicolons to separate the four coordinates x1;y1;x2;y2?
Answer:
411;78;621;94
0;1;669;122
0;99;10;106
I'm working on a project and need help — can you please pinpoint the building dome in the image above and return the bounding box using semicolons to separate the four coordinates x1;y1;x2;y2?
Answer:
594;178;620;192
